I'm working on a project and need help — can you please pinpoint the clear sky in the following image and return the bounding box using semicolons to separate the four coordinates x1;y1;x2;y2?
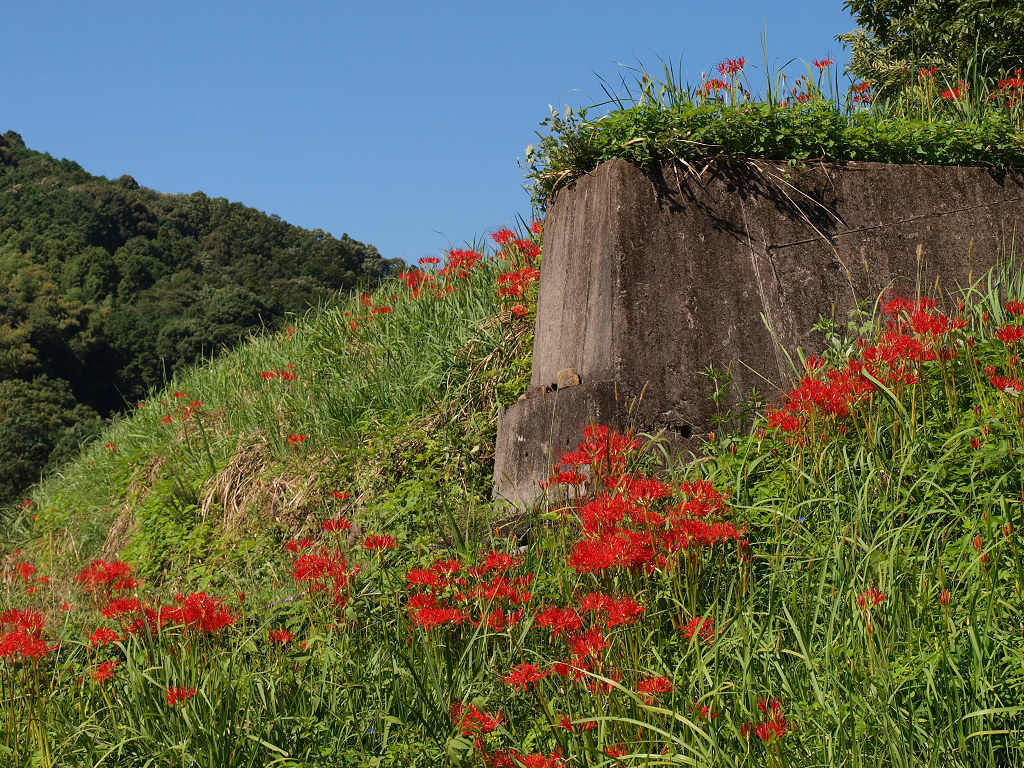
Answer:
3;1;857;263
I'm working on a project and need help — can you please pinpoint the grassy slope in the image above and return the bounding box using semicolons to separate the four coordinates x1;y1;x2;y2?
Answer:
6;234;536;592
2;206;1023;767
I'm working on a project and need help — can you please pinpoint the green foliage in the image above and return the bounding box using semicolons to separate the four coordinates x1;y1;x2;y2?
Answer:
0;130;401;505
839;0;1024;99
0;376;100;501
524;58;1024;208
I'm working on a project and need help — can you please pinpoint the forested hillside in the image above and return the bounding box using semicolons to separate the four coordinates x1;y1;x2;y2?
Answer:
0;130;399;503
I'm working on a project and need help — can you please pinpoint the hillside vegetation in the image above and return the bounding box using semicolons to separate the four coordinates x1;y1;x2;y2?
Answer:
1;208;1023;765
0;130;399;504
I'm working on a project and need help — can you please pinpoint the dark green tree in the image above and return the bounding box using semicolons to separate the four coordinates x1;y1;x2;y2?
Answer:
0;376;100;503
840;0;1024;98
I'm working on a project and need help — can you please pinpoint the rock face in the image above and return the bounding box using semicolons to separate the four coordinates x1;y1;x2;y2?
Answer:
494;157;1024;505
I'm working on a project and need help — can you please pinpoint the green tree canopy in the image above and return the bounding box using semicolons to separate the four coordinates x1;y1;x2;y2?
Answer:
840;0;1024;98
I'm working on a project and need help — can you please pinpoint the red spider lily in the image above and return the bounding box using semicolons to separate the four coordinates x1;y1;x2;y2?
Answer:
331;490;349;501
89;627;120;647
287;433;307;446
160;592;237;634
996;325;1024;344
411;605;467;631
487;750;564;768
100;597;142;619
534;606;583;639
430;559;463;577
11;561;35;581
636;674;673;703
462;574;533;605
0;630;53;660
973;533;988;562
749;699;790;742
407;568;445;588
490;228;516;246
940;588;951;606
496;267;541;298
586;668;622;695
418;256;441;266
717;57;746;75
470;551;522;576
577;592;609;613
702;77;730;95
440;249;483;279
90;660;120;684
0;608;45;635
451;702;505;736
284;538;313;553
322;516;352;533
75;559;138;595
986;366;1024;393
812;58;834;69
399;269;435;297
694;701;719;720
682;616;716;644
474;608;524;632
766;409;807;433
503;662;549;690
293;550;351;598
605;744;629;758
165;686;197;706
555;424;641;489
362;534;397;551
558;715;597;733
1005;300;1024;317
603;596;646;627
511;303;530;317
857;585;886;608
268;628;294;644
567;627;609;660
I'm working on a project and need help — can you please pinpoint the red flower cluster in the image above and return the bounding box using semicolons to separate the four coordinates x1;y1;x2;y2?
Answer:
268;628;294;644
362;534;397;551
0;609;52;661
97;591;236;637
440;249;483;280
495;267;540;299
260;368;298;381
765;295;969;441
741;699;790;742
75;559;139;597
717;57;746;75
682;616;716;644
291;548;351;607
165;686;197;706
451;701;504;737
405;550;532;632
857;585;886;608
502;661;549;691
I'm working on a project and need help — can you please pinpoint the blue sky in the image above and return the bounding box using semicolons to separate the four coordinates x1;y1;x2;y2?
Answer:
3;1;856;263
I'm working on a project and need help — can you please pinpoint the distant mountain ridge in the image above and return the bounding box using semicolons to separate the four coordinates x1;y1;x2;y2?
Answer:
0;129;401;503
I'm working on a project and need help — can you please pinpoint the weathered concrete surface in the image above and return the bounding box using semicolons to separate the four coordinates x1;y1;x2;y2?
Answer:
494;158;1024;505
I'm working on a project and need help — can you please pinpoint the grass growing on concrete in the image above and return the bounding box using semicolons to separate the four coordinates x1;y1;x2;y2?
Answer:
525;56;1024;206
